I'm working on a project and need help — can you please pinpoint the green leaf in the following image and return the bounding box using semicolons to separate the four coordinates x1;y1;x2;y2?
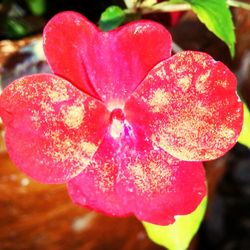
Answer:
99;6;125;31
25;0;46;16
185;0;235;57
238;103;250;148
5;18;31;38
143;196;207;250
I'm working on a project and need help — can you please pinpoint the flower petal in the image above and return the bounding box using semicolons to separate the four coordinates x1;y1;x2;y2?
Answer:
0;74;109;183
68;123;206;225
115;142;206;225
44;11;172;106
125;51;243;161
67;134;131;217
43;11;99;97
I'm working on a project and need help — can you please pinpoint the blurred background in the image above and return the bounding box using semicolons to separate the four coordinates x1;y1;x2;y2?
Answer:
0;0;250;249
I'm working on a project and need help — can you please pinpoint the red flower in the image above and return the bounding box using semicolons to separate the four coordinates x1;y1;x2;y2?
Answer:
0;12;243;225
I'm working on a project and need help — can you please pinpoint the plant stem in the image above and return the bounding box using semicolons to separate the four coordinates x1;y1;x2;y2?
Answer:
228;0;250;10
123;0;250;14
172;42;184;53
142;3;191;14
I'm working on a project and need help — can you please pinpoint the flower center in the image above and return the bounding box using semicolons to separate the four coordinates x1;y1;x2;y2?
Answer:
109;109;126;139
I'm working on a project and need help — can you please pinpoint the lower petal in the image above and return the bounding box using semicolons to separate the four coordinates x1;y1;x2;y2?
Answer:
67;134;131;216
116;141;207;225
67;122;207;225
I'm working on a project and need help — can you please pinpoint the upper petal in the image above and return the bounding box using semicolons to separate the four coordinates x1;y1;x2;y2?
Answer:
0;74;109;183
68;120;206;225
43;11;172;106
125;51;243;161
43;11;99;98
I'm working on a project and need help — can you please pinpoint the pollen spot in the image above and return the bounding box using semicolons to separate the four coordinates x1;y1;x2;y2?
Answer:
47;86;69;103
177;75;192;92
40;101;54;112
80;141;98;156
169;63;176;71
155;66;167;80
47;131;97;173
63;105;84;129
217;80;228;88
31;110;41;129
148;88;171;112
218;125;235;139
193;54;208;68
151;101;216;160
195;71;211;93
129;159;171;194
97;162;115;193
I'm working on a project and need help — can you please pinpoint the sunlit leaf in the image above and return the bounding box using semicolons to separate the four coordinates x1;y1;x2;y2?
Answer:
26;0;46;16
4;18;31;38
238;103;250;148
143;196;207;250
99;6;125;31
185;0;235;57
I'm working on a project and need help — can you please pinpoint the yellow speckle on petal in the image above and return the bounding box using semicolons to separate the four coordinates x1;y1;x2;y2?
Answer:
148;88;171;112
40;101;54;112
31;110;41;129
151;101;215;160
80;141;97;156
97;162;116;193
219;125;235;139
195;71;211;93
155;66;167;80
177;75;192;92
46;131;98;175
47;86;69;103
63;105;84;129
193;54;208;68
129;156;171;194
217;80;228;88
169;63;176;72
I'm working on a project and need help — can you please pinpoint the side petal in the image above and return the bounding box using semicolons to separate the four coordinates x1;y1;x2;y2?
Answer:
0;74;109;183
43;11;172;106
125;51;243;161
68;124;206;225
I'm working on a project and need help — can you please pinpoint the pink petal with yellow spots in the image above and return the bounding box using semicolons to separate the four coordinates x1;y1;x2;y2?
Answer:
67;133;131;217
125;51;243;161
44;11;172;106
68;109;206;225
0;74;109;183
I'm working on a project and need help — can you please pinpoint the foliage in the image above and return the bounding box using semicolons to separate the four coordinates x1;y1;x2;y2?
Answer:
185;0;235;57
99;6;125;31
25;0;46;16
143;196;207;250
238;103;250;148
